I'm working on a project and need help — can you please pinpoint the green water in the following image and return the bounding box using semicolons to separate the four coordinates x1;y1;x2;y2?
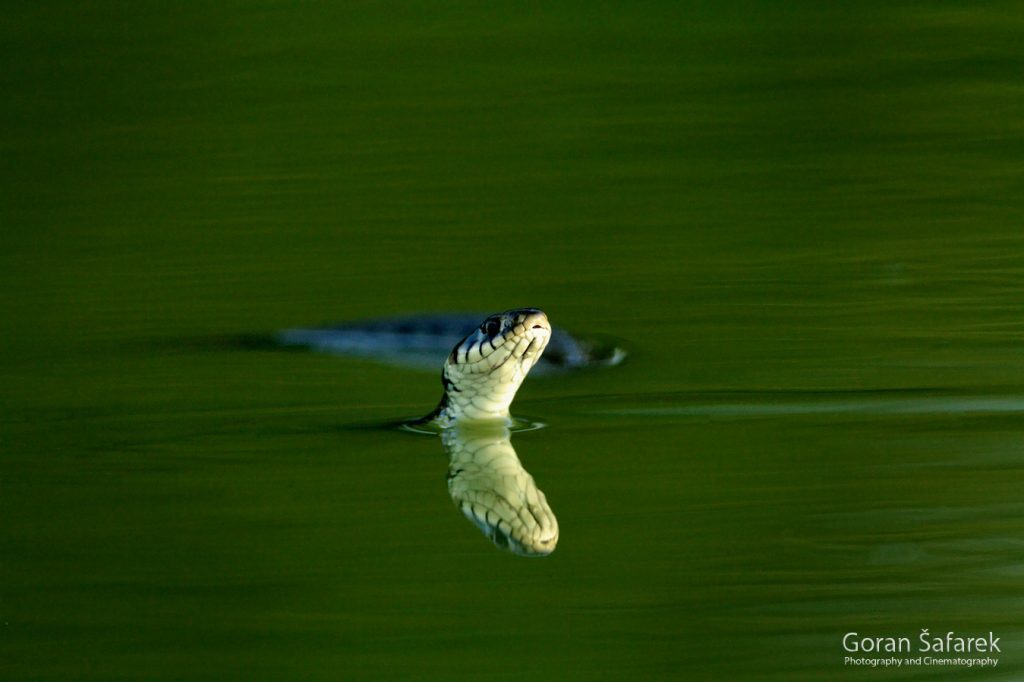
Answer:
3;2;1023;679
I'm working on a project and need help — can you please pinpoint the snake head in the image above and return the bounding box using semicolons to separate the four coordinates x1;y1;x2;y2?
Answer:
437;308;551;423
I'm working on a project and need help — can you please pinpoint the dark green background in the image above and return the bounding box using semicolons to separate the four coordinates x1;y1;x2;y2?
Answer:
2;2;1022;679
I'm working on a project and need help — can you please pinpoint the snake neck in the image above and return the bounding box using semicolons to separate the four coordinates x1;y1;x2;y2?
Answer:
427;367;526;426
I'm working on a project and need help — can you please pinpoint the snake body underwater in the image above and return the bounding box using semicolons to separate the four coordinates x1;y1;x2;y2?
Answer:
276;311;624;374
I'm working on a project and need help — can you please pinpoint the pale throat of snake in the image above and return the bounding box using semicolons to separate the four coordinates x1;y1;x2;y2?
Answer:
422;308;551;426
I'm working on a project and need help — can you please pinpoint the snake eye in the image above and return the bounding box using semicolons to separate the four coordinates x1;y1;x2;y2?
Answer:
483;318;501;336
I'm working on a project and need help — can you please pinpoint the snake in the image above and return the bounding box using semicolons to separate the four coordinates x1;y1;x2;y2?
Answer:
417;308;558;555
278;307;573;556
417;307;552;427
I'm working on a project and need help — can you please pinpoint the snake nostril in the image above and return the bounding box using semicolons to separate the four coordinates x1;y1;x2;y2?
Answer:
532;324;544;329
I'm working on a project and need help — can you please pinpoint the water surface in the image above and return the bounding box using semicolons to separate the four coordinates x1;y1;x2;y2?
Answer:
2;2;1023;680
